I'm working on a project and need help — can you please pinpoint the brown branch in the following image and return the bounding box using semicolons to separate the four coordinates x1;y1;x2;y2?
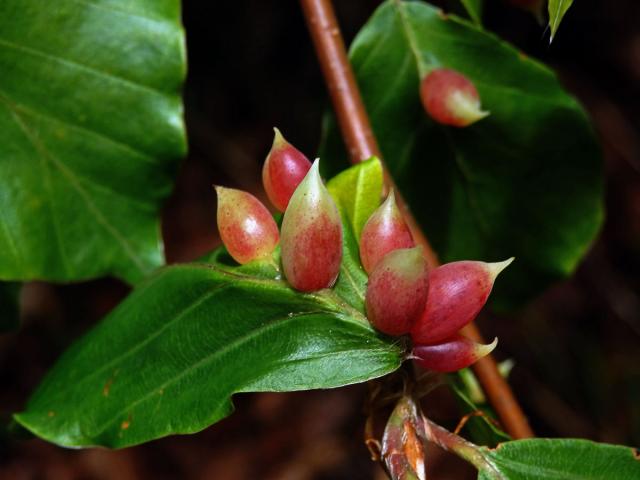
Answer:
299;0;534;439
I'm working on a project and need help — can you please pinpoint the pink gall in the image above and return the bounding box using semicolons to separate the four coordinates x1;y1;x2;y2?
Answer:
420;68;489;127
262;128;312;212
359;190;414;274
215;186;279;265
411;258;513;345
280;160;343;292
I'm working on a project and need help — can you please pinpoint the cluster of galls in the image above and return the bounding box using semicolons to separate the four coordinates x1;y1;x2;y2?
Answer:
360;190;510;372
216;128;342;292
215;126;511;374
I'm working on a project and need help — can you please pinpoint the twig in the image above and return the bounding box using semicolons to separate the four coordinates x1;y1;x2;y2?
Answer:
454;410;502;436
299;0;533;439
421;413;505;479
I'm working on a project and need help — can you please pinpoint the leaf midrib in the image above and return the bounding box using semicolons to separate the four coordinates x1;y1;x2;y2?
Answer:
391;1;570;104
0;94;157;163
549;0;572;38
0;95;150;275
2;99;73;276
33;264;370;406
72;0;169;26
339;261;366;305
0;209;21;271
39;284;229;405
0;36;168;97
86;310;329;440
378;7;491;241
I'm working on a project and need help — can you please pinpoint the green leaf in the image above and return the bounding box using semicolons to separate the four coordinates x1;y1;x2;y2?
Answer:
477;438;640;479
14;263;401;448
0;0;187;284
332;208;369;313
198;246;282;279
327;157;384;240
327;160;381;312
321;0;603;308
0;282;20;332
548;0;574;42
460;0;483;25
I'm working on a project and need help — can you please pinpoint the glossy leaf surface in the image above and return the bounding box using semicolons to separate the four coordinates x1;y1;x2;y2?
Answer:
332;212;370;313
328;159;384;312
15;263;401;448
15;162;402;448
327;156;383;240
477;438;640;479
0;0;187;284
321;0;603;308
548;0;574;41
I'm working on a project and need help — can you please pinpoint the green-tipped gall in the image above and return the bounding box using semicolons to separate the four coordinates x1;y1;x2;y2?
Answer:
411;259;513;345
280;160;342;292
420;68;489;127
215;186;279;265
365;247;429;336
413;335;498;373
359;190;415;274
262;127;312;212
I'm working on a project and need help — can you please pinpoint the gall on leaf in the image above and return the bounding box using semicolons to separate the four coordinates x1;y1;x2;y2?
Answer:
413;335;498;373
420;68;489;127
262;128;312;212
365;247;429;336
359;189;414;274
411;259;513;345
280;159;343;292
215;186;279;265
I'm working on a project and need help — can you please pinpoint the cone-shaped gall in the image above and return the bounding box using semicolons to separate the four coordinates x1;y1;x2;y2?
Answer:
280;160;343;292
365;247;429;336
262;128;312;212
411;259;513;345
420;68;489;127
359;190;415;274
413;335;498;373
215;186;279;264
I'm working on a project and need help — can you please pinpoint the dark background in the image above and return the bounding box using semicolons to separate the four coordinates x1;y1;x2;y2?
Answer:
2;0;640;478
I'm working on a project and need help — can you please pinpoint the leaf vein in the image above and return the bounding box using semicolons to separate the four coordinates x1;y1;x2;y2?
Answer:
70;0;170;26
392;1;567;104
0;37;168;98
0;96;157;163
0;99;73;276
369;52;414;117
0;96;149;274
45;285;227;402
90;311;329;436
444;129;491;236
0;211;21;272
